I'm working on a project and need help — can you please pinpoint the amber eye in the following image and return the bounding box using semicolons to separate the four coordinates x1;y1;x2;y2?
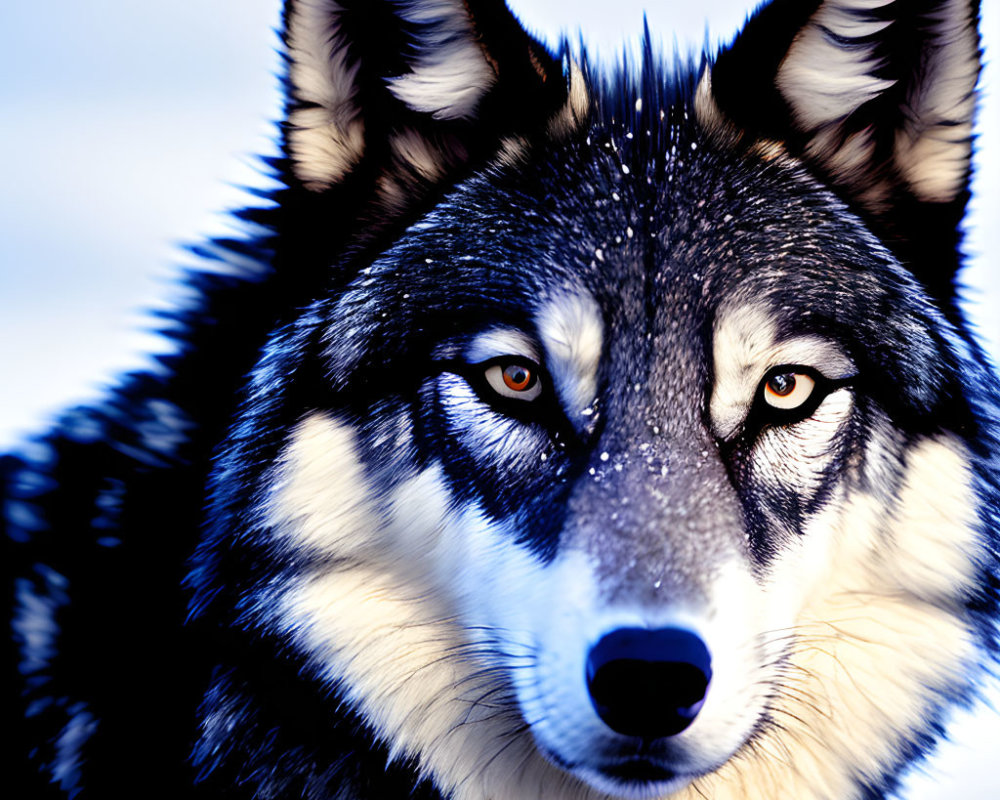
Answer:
484;360;542;401
762;370;816;410
502;364;533;391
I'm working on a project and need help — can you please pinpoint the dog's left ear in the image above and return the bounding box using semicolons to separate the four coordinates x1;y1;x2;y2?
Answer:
697;0;981;307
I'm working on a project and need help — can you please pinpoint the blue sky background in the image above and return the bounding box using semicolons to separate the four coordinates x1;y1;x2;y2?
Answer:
1;1;997;795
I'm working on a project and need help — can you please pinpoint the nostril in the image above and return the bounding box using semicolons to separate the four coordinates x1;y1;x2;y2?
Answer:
586;627;712;739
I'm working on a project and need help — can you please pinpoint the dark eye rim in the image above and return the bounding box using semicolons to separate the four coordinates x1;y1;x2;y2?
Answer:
432;353;594;452
435;355;558;420
478;355;544;398
747;364;855;430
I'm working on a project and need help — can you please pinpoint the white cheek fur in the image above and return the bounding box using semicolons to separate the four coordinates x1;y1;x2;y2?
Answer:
436;372;547;467
264;403;985;800
753;388;853;493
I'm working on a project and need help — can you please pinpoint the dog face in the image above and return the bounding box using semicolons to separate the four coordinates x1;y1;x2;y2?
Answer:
191;2;992;798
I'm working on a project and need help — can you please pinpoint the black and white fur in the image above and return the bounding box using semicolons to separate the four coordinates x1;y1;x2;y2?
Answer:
5;1;998;799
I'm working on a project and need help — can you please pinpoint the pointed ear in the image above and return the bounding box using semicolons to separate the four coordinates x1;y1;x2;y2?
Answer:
696;0;981;306
279;0;588;231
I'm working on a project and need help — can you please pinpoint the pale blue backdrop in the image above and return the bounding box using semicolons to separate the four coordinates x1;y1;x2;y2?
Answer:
1;1;997;796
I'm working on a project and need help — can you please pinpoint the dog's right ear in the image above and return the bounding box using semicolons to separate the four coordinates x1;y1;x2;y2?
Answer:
280;0;587;224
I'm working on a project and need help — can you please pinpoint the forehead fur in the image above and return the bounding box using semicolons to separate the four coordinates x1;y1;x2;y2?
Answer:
310;51;958;438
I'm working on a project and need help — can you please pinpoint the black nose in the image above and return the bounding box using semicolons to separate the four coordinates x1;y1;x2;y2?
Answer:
586;627;712;739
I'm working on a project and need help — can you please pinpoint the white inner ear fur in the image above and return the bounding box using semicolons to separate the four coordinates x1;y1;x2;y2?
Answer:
285;0;501;189
535;291;604;417
776;0;978;204
893;0;979;202
286;0;366;190
710;303;855;439
694;67;741;149
390;129;450;182
548;60;591;138
778;1;895;130
387;1;496;120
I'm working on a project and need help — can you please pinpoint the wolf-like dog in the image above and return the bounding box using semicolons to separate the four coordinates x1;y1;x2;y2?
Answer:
5;1;997;798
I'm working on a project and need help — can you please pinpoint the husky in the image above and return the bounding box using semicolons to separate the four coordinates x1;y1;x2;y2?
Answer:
5;0;997;798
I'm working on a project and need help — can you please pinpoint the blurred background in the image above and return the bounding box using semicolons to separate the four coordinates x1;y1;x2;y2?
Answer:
1;0;997;796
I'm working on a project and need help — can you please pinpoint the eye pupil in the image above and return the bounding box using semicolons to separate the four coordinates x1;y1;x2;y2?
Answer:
768;373;796;397
503;364;532;391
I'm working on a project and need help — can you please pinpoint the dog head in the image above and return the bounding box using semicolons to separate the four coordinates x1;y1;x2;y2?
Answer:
190;2;993;798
